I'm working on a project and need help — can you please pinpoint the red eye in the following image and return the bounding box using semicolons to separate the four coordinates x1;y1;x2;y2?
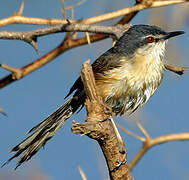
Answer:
146;36;155;43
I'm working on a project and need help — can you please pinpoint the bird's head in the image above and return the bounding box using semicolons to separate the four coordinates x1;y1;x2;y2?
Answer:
114;25;184;58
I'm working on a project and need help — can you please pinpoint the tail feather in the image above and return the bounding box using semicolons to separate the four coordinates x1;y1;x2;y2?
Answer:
2;97;81;169
26;98;74;134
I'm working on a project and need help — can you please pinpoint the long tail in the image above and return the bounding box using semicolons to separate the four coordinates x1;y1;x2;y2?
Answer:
2;97;81;169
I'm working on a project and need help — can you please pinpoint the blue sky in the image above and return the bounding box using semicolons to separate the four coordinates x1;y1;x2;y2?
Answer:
0;1;189;180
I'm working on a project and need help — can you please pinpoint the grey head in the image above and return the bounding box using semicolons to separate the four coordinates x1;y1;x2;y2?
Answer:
114;24;185;56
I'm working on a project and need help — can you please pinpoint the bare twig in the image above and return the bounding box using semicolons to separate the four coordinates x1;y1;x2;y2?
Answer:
72;60;133;180
136;122;150;140
65;0;87;10
118;121;189;171
0;0;188;27
116;123;145;142
62;0;87;19
78;166;88;180
129;132;189;171
165;64;187;75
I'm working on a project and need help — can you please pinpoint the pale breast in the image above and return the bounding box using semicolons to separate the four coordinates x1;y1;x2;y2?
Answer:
95;54;165;115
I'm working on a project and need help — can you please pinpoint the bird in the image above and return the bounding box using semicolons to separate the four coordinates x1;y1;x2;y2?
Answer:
2;24;184;169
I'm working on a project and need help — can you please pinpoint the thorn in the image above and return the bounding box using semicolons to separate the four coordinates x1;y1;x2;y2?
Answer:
78;166;87;180
66;19;71;25
109;117;126;153
30;40;39;55
112;39;116;47
0;64;22;80
19;0;24;15
136;121;150;140
86;32;91;45
14;0;24;16
25;36;39;55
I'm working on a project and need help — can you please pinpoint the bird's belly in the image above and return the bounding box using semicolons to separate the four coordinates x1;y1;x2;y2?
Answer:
96;71;163;115
97;80;148;115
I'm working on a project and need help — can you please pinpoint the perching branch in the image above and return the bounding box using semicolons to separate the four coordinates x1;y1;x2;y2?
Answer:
72;60;133;180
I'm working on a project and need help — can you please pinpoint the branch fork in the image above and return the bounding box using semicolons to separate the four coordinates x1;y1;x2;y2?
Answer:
0;64;22;80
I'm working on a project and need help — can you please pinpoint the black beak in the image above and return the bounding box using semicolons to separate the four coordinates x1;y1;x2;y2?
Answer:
163;31;185;40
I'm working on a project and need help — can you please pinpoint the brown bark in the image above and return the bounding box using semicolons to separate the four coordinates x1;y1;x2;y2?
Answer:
72;60;133;180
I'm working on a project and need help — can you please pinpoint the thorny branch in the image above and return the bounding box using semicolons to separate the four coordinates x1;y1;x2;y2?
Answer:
0;0;187;88
0;33;107;88
0;30;186;89
0;23;129;51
